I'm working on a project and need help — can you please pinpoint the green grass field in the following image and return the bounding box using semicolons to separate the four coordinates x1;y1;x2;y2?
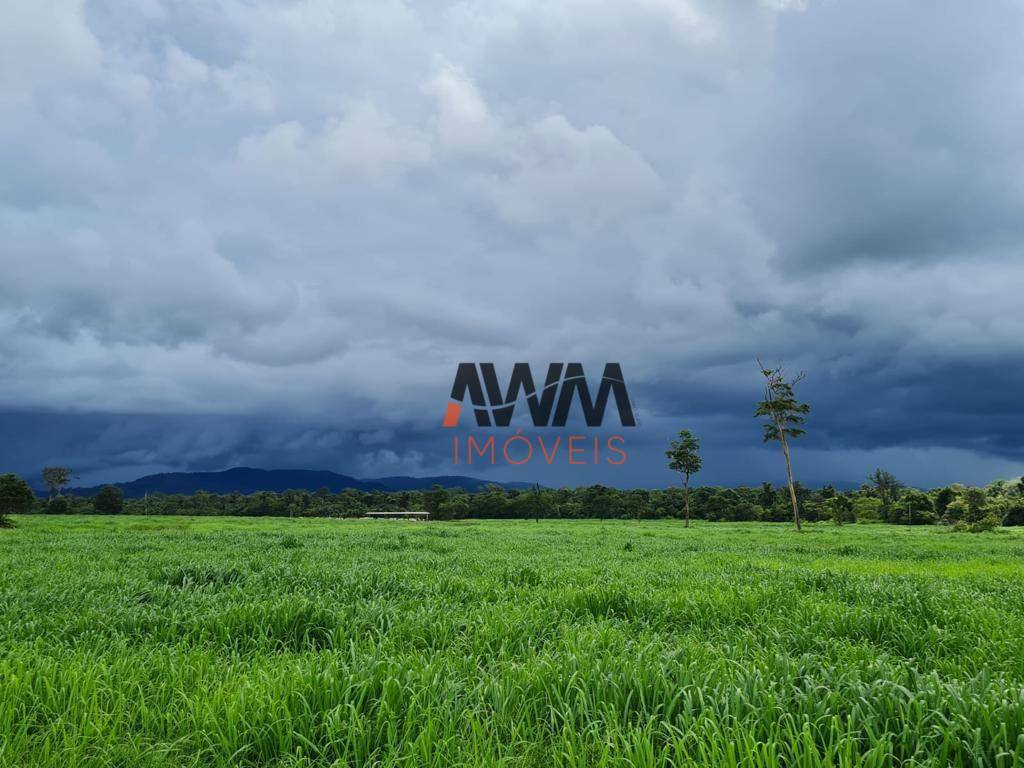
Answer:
3;516;1024;767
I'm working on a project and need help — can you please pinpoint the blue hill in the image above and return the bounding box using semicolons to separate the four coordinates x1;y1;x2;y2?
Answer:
66;467;533;498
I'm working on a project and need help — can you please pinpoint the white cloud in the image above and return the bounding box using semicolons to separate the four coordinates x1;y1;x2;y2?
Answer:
164;46;210;88
476;115;665;227
759;0;810;12
237;102;432;186
0;0;102;108
424;65;495;151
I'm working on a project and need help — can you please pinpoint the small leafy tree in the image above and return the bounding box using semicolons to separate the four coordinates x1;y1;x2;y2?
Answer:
423;485;450;518
901;489;936;525
830;494;855;525
867;468;904;521
666;429;702;527
0;474;36;527
933;486;956;519
515;483;549;523
435;495;470;521
985;495;1014;527
998;481;1024;526
41;467;74;500
945;487;1003;531
46;496;71;515
852;496;883;522
755;361;810;531
93;485;125;515
946;486;986;525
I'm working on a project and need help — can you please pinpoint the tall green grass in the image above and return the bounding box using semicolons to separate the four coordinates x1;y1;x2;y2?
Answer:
2;517;1024;766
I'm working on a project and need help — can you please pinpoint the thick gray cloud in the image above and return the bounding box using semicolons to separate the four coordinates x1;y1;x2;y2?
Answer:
2;0;1023;488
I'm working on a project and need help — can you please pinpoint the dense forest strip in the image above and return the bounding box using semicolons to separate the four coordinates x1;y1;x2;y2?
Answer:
17;477;1024;528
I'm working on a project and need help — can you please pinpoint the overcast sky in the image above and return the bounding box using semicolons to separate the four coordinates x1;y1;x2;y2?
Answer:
3;0;1024;489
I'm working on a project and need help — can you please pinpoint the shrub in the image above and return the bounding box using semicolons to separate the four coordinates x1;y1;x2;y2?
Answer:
0;473;35;527
951;514;1001;533
46;496;70;515
830;496;856;525
969;513;1002;533
435;496;470;521
852;497;883;522
93;485;125;514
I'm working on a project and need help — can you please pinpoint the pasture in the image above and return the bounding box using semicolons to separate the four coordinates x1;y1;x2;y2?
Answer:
2;516;1024;767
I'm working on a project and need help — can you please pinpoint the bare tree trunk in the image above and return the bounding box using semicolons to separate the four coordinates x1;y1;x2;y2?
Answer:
779;430;801;531
683;475;690;528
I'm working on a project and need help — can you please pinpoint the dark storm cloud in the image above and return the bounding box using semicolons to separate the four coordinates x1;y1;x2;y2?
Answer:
2;0;1023;488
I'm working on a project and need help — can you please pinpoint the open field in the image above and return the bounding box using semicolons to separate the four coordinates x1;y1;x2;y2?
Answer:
2;517;1024;767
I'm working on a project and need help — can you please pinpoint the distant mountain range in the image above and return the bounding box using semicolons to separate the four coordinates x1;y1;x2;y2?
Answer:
64;467;535;499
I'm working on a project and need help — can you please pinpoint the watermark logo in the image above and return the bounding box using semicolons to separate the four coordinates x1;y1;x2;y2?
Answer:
443;363;636;467
443;362;636;428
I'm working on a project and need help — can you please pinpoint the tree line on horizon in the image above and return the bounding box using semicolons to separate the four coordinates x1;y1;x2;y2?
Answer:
1;361;1021;530
3;471;1023;531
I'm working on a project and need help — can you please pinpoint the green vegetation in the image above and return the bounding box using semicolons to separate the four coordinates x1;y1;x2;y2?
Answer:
40;466;74;500
756;362;811;530
3;516;1024;766
92;484;125;515
0;473;34;528
665;429;702;527
28;475;1024;529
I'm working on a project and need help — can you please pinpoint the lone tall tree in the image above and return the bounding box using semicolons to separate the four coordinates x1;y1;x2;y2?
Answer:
755;361;810;531
41;467;74;500
666;429;702;527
